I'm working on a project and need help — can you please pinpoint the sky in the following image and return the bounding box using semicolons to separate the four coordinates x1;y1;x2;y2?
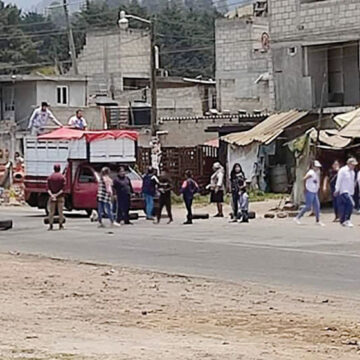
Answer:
5;0;246;12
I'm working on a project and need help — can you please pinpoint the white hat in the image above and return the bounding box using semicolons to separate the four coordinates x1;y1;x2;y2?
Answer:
347;157;358;166
313;160;322;168
213;162;222;170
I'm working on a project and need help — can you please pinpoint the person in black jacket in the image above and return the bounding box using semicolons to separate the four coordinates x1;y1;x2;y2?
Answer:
113;166;134;225
156;168;173;224
230;163;245;222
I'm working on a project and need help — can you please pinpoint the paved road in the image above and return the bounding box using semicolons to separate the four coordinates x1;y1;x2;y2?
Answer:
1;207;360;296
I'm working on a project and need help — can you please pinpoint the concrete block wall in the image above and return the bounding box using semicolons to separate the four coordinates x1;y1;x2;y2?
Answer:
157;86;204;117
51;106;103;130
269;0;360;111
76;29;151;96
158;118;233;147
215;17;272;113
115;85;207;117
270;0;360;42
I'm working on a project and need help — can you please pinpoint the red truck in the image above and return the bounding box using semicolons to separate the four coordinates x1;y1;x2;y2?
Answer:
24;128;145;215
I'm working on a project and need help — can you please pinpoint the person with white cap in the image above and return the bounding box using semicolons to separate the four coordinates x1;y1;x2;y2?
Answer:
294;160;324;226
335;157;358;227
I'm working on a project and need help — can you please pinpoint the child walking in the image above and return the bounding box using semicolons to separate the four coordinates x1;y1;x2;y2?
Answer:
181;170;199;225
239;185;249;223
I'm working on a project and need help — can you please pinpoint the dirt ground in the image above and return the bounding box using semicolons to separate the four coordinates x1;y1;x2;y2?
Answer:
0;252;360;360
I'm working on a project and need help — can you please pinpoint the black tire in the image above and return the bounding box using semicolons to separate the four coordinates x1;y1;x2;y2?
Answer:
0;220;13;231
86;209;93;217
192;213;210;220
44;217;66;225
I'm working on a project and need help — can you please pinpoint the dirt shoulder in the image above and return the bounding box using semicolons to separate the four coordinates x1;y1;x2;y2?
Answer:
0;252;359;360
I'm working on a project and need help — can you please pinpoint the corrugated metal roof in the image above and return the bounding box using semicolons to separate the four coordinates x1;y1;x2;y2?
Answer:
221;110;308;146
309;129;352;149
336;108;360;138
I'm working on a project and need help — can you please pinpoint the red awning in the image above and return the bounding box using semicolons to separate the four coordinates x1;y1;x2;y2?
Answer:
38;128;139;142
85;130;138;142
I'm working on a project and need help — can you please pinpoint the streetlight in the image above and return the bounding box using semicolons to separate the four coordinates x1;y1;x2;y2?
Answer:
119;10;157;137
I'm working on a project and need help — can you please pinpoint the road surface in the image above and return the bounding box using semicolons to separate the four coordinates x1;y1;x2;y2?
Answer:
1;206;360;296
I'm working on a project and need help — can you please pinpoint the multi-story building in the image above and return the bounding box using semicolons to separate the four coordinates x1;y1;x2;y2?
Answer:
76;28;151;98
215;1;272;113
270;0;360;111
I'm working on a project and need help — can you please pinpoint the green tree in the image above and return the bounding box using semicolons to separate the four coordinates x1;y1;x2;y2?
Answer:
0;1;39;74
156;3;218;77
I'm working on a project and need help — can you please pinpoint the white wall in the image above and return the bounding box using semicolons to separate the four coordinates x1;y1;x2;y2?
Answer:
36;81;86;108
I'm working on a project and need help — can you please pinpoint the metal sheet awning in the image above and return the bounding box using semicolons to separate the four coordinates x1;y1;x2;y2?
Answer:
335;108;360;138
309;129;352;149
221;110;308;146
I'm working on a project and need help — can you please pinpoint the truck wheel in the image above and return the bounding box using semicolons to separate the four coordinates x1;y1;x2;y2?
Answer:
86;209;93;217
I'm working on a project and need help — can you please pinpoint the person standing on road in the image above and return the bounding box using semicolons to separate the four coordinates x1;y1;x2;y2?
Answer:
142;166;157;220
294;160;324;226
180;170;199;225
97;167;116;228
113;166;134;225
230;163;245;222
323;160;340;222
68;109;88;130
335;158;358;228
156;168;173;224
28;102;63;136
208;162;225;217
47;164;66;231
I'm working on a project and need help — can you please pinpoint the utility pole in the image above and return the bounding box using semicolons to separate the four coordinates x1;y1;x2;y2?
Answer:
315;72;327;156
63;0;78;75
150;20;157;136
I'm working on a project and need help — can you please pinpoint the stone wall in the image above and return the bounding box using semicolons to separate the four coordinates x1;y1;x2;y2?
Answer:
215;17;272;113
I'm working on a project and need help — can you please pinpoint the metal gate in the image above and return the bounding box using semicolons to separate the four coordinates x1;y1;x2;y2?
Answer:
137;145;218;194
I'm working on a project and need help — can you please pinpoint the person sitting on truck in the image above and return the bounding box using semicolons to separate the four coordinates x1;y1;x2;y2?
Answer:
97;167;116;228
28;102;63;136
47;164;66;231
113;166;134;225
68;109;87;130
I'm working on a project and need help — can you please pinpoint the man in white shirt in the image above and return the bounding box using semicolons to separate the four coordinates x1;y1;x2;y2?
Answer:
68;109;87;130
294;160;324;226
335;157;358;227
28;102;63;136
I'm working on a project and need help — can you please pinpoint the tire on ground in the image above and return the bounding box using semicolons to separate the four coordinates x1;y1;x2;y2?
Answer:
0;220;13;231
